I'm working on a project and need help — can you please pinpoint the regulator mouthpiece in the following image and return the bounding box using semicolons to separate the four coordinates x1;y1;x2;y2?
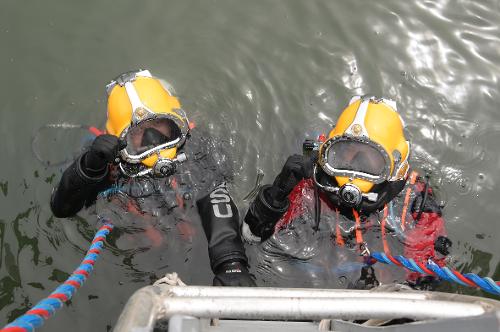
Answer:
152;152;187;177
338;184;363;207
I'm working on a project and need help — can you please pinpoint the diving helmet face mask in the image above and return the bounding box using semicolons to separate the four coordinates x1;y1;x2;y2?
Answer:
105;69;190;177
319;136;391;183
314;95;410;208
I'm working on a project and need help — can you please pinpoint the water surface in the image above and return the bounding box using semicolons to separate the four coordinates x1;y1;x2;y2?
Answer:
1;0;500;330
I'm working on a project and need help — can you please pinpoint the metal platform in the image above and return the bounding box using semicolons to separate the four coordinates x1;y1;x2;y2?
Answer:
113;284;500;332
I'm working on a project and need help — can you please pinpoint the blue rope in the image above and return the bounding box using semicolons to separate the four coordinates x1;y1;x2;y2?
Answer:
372;252;500;296
1;221;114;332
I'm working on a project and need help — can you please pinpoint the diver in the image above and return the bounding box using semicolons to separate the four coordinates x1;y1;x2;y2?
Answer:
242;95;452;289
50;69;255;287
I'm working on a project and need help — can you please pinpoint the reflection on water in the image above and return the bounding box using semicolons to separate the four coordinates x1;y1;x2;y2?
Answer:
1;0;500;330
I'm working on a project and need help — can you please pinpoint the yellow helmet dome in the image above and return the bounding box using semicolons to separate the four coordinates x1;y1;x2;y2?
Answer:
317;96;410;194
104;70;190;176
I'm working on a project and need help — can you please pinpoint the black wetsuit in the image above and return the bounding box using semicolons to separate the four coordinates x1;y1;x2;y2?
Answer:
50;130;248;279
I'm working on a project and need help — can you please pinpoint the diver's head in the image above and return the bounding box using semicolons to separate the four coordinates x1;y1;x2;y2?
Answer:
313;96;410;211
105;69;189;177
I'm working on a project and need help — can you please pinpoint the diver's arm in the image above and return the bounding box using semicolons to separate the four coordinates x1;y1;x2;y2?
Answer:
243;154;312;241
197;183;249;269
243;185;290;241
50;153;110;218
405;186;450;287
197;183;256;286
410;185;450;256
50;134;121;218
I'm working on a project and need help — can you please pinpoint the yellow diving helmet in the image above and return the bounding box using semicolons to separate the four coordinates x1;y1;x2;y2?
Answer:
313;95;410;207
105;69;189;177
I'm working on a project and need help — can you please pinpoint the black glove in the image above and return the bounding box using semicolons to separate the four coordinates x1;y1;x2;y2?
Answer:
434;235;452;256
82;135;124;176
411;191;442;217
348;266;380;290
268;154;312;206
213;260;256;287
244;155;312;241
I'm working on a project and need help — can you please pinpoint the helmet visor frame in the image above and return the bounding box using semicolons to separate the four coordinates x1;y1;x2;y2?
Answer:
319;136;391;184
119;112;188;163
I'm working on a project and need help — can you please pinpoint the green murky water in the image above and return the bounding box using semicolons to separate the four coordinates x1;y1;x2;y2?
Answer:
1;0;499;330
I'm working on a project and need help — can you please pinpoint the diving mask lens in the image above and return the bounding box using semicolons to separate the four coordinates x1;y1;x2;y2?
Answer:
124;118;181;157
326;140;386;177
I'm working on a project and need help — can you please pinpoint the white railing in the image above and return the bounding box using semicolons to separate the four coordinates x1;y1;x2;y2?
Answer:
113;284;500;332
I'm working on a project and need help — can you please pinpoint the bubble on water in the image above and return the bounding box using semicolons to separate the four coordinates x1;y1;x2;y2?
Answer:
245;89;253;101
316;88;326;97
318;112;334;122
255;120;262;129
456;177;472;195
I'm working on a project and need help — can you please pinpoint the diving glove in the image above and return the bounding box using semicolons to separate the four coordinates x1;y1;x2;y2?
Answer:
82;134;125;176
213;259;256;287
270;154;311;203
244;154;313;241
434;235;452;256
